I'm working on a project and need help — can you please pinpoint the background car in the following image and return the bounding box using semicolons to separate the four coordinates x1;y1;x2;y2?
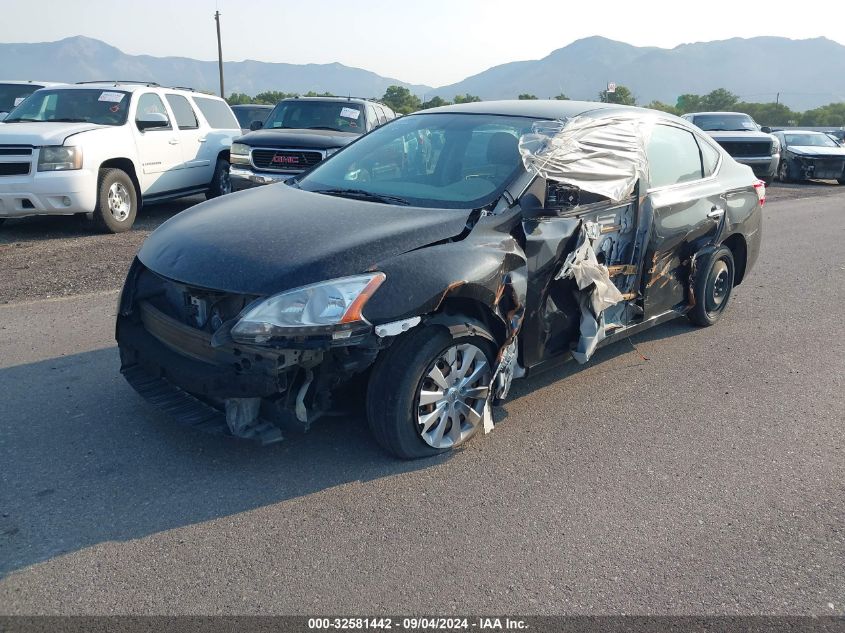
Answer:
682;111;779;184
0;80;61;120
231;103;272;134
229;96;397;190
117;100;763;459
0;81;240;231
772;130;845;184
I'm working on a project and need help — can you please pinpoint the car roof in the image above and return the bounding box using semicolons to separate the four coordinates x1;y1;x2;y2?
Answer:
410;99;654;121
685;111;752;116
779;129;828;135
0;80;62;86
37;82;226;99
280;96;384;105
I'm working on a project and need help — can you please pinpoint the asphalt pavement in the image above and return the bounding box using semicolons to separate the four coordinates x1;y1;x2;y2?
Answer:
0;188;843;615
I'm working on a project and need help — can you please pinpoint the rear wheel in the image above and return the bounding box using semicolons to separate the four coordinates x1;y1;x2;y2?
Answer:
205;158;232;199
93;168;137;233
688;246;735;327
367;324;495;459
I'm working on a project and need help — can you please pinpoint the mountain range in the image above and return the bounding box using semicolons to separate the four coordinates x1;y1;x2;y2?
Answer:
1;35;844;110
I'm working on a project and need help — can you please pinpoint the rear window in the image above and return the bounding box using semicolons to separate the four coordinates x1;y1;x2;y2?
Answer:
647;125;704;188
192;97;238;129
166;94;199;129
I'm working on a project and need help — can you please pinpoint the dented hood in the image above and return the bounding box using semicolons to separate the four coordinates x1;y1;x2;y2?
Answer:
138;184;472;295
0;121;106;146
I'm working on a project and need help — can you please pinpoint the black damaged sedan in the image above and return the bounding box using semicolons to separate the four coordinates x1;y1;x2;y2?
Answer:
117;101;763;459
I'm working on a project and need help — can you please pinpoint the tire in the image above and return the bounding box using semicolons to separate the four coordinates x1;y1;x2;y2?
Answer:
777;160;792;183
366;324;496;459
93;168;137;233
205;158;232;199
687;246;735;327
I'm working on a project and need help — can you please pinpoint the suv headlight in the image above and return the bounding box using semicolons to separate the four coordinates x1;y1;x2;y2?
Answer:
38;146;82;171
230;273;386;344
230;142;250;165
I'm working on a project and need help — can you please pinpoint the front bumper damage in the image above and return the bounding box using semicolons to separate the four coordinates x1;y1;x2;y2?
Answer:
116;261;382;444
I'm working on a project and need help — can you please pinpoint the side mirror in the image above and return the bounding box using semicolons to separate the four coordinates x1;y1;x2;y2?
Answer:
760;126;772;134
136;112;170;131
250;120;263;131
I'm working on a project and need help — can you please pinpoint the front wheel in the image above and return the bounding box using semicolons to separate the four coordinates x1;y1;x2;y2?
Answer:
93;168;137;233
688;246;735;327
366;324;495;459
778;160;793;183
205;158;232;199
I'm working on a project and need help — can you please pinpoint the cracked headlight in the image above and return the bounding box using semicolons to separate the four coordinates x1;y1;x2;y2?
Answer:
38;145;82;171
231;273;386;344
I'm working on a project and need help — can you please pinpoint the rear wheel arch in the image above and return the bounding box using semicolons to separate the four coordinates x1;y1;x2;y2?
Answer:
721;233;748;286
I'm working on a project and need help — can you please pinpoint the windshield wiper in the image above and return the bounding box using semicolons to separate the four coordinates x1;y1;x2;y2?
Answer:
314;188;410;206
47;118;89;123
2;117;40;123
307;126;342;131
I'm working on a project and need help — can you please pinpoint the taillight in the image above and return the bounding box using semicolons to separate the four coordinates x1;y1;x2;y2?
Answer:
753;180;766;207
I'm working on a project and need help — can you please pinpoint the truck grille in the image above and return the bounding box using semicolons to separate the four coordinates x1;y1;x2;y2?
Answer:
719;140;772;158
251;148;324;172
0;163;30;176
0;147;33;156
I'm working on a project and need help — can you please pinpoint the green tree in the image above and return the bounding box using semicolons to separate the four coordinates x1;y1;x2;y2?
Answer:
676;93;705;114
420;96;451;110
303;91;336;97
800;103;845;126
645;100;679;115
226;92;254;105
599;85;636;105
381;85;422;114
553;93;570;100
702;88;740;111
518;93;538;100
453;93;482;104
253;91;299;104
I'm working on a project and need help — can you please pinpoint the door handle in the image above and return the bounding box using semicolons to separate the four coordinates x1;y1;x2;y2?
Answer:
707;206;725;219
197;137;207;143
169;139;180;145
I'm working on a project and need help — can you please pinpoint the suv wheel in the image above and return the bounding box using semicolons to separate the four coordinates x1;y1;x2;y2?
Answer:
206;158;232;199
778;160;793;183
367;324;495;459
93;168;137;233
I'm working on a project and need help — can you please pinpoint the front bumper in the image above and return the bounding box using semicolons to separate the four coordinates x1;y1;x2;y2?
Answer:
230;165;296;190
0;168;97;218
732;155;778;181
788;156;845;181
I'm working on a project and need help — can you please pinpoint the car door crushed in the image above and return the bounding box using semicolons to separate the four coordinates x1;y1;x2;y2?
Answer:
116;105;762;457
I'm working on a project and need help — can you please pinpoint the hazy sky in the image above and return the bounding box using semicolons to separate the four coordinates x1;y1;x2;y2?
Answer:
2;0;844;87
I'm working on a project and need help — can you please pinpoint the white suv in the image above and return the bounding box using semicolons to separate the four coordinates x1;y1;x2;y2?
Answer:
0;82;240;232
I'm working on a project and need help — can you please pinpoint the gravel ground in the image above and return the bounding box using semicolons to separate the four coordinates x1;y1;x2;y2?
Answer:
0;182;841;304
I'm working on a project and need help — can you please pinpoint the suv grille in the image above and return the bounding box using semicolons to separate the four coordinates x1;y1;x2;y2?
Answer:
719;140;772;158
0;163;30;176
251;149;324;172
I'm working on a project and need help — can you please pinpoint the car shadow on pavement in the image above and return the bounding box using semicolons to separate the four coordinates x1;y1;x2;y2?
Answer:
0;346;449;577
0;317;698;577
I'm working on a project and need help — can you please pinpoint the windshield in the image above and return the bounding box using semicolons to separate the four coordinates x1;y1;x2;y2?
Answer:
233;106;270;128
264;100;364;133
297;113;534;209
784;133;840;148
4;88;130;125
693;114;757;132
0;83;43;113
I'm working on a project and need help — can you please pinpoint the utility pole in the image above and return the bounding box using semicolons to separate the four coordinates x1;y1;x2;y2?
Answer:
776;92;780;105
214;11;224;98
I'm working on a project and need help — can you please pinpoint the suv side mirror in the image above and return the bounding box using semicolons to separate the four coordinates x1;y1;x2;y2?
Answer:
250;120;263;131
136;112;170;131
760;126;772;134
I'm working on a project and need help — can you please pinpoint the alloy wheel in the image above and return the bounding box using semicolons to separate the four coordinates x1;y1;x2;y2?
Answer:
416;343;491;449
107;182;131;221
